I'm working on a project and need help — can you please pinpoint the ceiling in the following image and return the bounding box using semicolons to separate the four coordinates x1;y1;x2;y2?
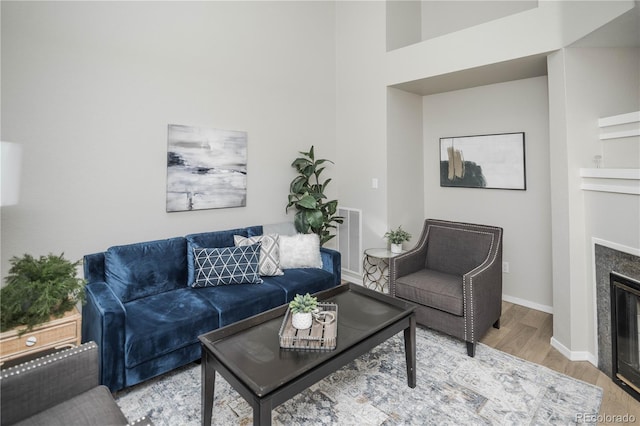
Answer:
390;2;639;96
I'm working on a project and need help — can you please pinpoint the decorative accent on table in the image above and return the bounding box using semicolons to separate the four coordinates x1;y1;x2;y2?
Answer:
166;124;248;212
384;225;411;254
288;293;318;330
286;145;343;245
439;132;526;190
279;302;338;351
0;253;85;335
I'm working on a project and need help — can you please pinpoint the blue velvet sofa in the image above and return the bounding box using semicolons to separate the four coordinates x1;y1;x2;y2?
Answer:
81;225;341;393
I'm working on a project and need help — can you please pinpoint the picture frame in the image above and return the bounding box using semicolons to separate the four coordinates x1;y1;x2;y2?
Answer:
166;124;248;212
439;132;526;190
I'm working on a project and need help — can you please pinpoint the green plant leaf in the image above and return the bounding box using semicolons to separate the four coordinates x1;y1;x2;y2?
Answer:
296;194;317;210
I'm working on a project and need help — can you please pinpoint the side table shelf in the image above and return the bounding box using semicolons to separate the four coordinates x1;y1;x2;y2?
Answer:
0;307;81;366
363;248;404;293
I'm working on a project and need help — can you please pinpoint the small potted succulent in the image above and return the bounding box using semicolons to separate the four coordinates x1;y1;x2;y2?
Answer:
384;226;412;254
289;293;318;330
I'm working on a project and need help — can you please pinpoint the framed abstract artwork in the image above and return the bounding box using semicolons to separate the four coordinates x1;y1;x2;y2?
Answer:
439;132;526;190
166;124;247;212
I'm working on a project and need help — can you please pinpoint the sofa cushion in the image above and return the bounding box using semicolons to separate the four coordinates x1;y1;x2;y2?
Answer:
395;268;463;316
425;225;495;276
279;234;322;269
194;281;285;327
192;243;263;287
105;237;187;303
263;269;336;301
234;234;284;276
186;226;263;286
123;288;219;368
13;386;128;426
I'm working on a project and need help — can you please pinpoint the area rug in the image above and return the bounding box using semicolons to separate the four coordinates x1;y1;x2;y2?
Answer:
115;327;602;425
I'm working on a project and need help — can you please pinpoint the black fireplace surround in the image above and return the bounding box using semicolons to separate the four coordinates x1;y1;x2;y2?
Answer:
611;272;640;401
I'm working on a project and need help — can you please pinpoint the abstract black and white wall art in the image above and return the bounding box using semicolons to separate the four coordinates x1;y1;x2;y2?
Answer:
439;132;526;190
166;124;247;212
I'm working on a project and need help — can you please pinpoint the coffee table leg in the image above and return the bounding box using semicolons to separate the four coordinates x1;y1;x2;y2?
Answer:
202;350;215;426
254;398;272;426
404;314;416;388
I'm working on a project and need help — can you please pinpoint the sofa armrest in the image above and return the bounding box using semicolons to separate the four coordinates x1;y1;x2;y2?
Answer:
320;247;341;285
0;342;100;425
82;282;126;392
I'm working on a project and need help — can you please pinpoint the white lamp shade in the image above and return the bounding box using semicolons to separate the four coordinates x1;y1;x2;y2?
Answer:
1;142;22;206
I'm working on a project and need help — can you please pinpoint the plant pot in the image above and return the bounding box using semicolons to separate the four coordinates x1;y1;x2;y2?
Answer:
291;312;313;330
391;243;403;254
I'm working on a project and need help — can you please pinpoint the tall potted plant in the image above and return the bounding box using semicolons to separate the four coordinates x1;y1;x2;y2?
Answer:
286;146;343;245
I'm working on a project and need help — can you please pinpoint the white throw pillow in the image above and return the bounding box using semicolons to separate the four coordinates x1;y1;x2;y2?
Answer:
279;233;323;269
234;234;284;276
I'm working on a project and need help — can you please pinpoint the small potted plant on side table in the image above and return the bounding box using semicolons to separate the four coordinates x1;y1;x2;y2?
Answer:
289;293;318;330
384;226;412;254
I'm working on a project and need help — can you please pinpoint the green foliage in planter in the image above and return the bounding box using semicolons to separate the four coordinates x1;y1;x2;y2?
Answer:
384;226;412;244
0;253;86;334
286;146;343;246
289;293;318;314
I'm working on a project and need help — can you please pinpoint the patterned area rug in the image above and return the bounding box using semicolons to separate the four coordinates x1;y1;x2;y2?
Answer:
116;327;602;425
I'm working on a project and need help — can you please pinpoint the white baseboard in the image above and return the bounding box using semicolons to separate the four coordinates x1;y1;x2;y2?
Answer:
550;337;598;366
340;271;362;285
502;294;553;314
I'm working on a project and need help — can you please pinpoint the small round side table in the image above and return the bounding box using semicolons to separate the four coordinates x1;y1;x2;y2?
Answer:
362;248;403;293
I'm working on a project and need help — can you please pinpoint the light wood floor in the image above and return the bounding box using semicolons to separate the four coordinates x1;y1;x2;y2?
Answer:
480;301;640;425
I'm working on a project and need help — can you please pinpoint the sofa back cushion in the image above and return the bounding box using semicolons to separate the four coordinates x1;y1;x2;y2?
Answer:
425;225;495;276
186;225;263;286
105;237;187;303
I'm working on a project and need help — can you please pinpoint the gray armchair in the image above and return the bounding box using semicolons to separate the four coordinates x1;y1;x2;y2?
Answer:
0;342;152;426
389;219;503;357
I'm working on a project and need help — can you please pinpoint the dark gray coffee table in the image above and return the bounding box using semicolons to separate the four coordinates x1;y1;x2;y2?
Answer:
199;283;416;426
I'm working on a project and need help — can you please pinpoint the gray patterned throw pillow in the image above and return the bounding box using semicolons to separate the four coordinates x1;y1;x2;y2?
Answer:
234;234;284;276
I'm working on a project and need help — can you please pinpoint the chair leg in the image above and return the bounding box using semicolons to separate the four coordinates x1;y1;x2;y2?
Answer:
466;341;476;357
493;318;500;329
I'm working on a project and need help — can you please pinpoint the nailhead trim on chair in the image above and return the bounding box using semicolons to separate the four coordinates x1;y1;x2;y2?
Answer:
0;342;98;380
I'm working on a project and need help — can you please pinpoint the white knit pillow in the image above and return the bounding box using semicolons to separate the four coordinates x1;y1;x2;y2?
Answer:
279;234;323;269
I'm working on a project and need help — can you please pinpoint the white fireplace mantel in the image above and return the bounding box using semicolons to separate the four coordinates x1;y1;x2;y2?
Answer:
580;168;640;195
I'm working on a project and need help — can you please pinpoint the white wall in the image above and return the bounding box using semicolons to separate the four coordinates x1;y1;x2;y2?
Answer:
423;76;553;311
548;47;640;359
387;88;424;245
334;1;389;254
0;1;336;277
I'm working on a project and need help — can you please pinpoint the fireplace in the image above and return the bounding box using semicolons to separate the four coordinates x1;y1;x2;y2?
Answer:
611;272;640;401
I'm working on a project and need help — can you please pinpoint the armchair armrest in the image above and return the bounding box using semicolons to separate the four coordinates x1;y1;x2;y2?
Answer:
462;231;503;342
389;233;430;296
1;342;100;425
82;282;126;392
320;247;341;285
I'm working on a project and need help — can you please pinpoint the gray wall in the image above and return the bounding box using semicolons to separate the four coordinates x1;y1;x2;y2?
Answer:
423;76;553;311
1;1;336;275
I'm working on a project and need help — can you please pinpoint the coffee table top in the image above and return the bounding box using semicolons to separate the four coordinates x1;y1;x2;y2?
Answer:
199;283;415;397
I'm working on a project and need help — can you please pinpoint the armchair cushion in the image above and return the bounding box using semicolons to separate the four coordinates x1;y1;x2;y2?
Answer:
395;269;463;316
13;386;128;426
425;225;494;276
